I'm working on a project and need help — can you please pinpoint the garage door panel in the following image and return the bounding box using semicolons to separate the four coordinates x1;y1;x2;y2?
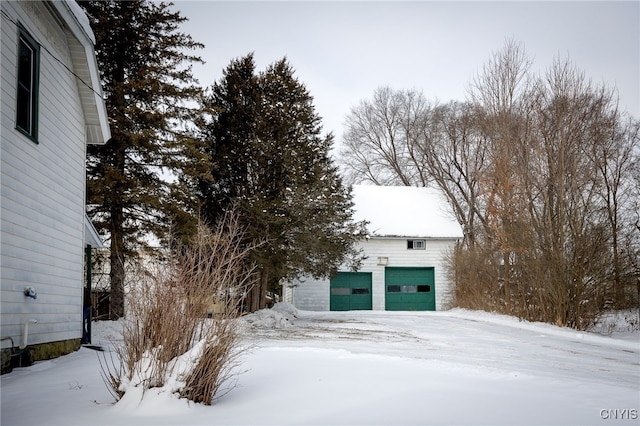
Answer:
385;267;435;311
330;272;372;311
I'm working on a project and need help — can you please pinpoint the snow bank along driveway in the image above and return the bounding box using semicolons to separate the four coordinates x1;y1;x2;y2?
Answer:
1;308;638;425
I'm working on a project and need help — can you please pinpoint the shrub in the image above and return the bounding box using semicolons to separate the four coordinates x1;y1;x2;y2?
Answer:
100;211;256;405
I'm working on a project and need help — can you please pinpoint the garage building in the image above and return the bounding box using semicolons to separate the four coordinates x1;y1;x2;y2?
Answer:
284;185;463;311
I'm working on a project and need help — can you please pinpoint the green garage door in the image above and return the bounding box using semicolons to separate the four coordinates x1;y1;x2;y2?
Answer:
385;267;435;311
330;272;372;311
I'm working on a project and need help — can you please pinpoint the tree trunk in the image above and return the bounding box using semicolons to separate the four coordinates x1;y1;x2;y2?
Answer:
503;251;510;313
246;272;260;313
246;269;269;313
258;270;268;310
109;228;125;319
610;213;622;304
109;142;126;319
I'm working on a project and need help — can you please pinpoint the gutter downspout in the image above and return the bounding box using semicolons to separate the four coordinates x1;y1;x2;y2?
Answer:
85;244;93;345
19;319;38;350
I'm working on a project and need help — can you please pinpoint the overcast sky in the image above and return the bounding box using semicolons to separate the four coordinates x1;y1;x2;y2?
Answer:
174;1;639;144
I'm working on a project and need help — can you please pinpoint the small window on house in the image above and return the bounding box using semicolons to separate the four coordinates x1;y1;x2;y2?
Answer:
417;285;431;293
387;285;401;293
351;288;370;295
16;26;39;142
330;288;350;296
407;239;426;250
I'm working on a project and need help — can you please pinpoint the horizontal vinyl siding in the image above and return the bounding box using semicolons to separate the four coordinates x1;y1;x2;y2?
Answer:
288;276;330;311
1;312;82;347
1;2;87;348
291;237;458;311
360;238;457;310
2;166;84;236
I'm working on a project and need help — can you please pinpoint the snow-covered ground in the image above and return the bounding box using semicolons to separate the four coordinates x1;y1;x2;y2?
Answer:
1;306;638;425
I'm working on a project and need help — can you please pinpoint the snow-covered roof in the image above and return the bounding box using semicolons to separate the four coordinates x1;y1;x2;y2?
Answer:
351;185;463;239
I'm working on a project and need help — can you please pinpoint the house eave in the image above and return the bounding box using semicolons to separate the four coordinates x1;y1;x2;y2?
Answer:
50;0;110;145
84;214;104;248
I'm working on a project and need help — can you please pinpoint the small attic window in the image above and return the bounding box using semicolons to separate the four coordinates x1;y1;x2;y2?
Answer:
407;239;426;250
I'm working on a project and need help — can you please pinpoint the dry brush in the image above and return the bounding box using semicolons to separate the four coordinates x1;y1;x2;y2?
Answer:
100;211;257;405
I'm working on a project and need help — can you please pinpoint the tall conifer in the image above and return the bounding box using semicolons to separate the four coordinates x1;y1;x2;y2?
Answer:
79;1;203;318
198;55;366;311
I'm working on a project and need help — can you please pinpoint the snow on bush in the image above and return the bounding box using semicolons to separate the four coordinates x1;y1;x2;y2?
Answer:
100;214;257;406
118;340;205;397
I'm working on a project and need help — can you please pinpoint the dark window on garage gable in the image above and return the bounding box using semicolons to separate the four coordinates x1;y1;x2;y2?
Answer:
407;239;426;250
16;26;39;142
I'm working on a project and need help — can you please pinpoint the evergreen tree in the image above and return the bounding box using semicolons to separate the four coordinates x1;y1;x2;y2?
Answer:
79;1;203;319
198;54;366;312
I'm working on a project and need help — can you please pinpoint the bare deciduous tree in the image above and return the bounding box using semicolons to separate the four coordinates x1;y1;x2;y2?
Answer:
341;40;640;329
588;112;640;305
526;59;617;326
422;101;491;248
341;87;432;186
341;89;490;248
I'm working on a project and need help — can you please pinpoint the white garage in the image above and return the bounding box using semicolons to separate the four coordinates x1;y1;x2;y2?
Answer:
284;185;463;311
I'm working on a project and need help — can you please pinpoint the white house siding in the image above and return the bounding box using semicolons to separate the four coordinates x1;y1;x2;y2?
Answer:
286;275;330;311
285;236;458;311
1;2;89;349
363;237;457;311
